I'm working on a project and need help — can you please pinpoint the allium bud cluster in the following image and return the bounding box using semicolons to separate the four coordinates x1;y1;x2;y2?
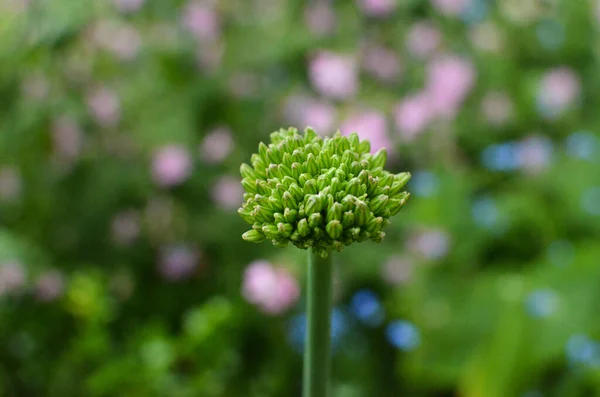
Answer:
238;127;410;257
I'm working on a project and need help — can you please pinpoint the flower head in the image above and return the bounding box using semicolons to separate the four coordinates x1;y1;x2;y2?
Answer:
238;127;411;257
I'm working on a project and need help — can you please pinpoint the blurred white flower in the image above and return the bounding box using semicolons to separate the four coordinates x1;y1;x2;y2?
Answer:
481;91;514;126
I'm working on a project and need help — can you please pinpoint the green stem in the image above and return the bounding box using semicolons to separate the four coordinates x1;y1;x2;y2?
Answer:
303;249;333;397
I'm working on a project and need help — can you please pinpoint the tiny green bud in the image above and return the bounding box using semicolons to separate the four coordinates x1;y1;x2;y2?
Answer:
282;152;292;167
371;148;387;169
305;195;321;216
297;218;310;237
365;216;383;233
303;179;318;195
258;142;269;162
240;163;257;180
358;139;370;154
289;183;304;202
291;162;302;180
243;229;266;243
283;208;298;223
306;153;319;176
354;201;369;226
273;212;285;223
326;220;343;239
238;208;254;224
342;211;354;228
242;178;257;194
347;178;361;196
282;191;297;209
277;222;293;238
326;202;343;223
308;213;323;228
262;224;281;239
369;194;389;214
298;173;311;186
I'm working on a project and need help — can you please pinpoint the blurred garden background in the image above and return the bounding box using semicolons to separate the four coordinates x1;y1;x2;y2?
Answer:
1;0;600;395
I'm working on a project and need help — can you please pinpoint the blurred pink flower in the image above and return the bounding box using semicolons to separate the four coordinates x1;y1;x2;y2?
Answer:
158;244;200;281
518;136;553;174
182;3;220;42
382;256;414;284
362;45;401;82
86;88;121;128
406;22;441;59
538;67;580;115
309;51;358;100
407;229;450;260
152;145;193;188
0;166;22;202
340;110;392;154
21;74;49;101
357;0;397;17
111;211;141;246
481;91;514;126
394;92;432;141
425;55;476;118
114;0;144;13
92;22;141;61
242;260;300;315
51;116;83;163
304;3;336;36
35;271;64;302
430;0;469;16
0;262;26;296
200;127;234;164
283;95;337;135
211;176;244;210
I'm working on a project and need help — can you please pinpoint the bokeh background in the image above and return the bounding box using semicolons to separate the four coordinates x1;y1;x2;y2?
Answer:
1;0;600;396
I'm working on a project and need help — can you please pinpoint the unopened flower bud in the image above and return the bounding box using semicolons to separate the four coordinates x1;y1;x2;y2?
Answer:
326;220;343;239
243;229;265;243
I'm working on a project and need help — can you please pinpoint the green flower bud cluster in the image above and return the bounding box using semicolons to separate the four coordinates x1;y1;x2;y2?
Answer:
238;127;411;257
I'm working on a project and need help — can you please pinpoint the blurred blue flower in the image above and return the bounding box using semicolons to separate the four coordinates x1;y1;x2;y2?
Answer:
566;334;597;365
410;171;439;198
525;289;558;318
331;308;350;349
287;308;350;353
472;196;499;228
461;0;488;25
536;19;565;51
581;187;600;216
546;240;575;267
350;289;385;327
385;320;420;351
566;131;599;161
481;142;521;171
